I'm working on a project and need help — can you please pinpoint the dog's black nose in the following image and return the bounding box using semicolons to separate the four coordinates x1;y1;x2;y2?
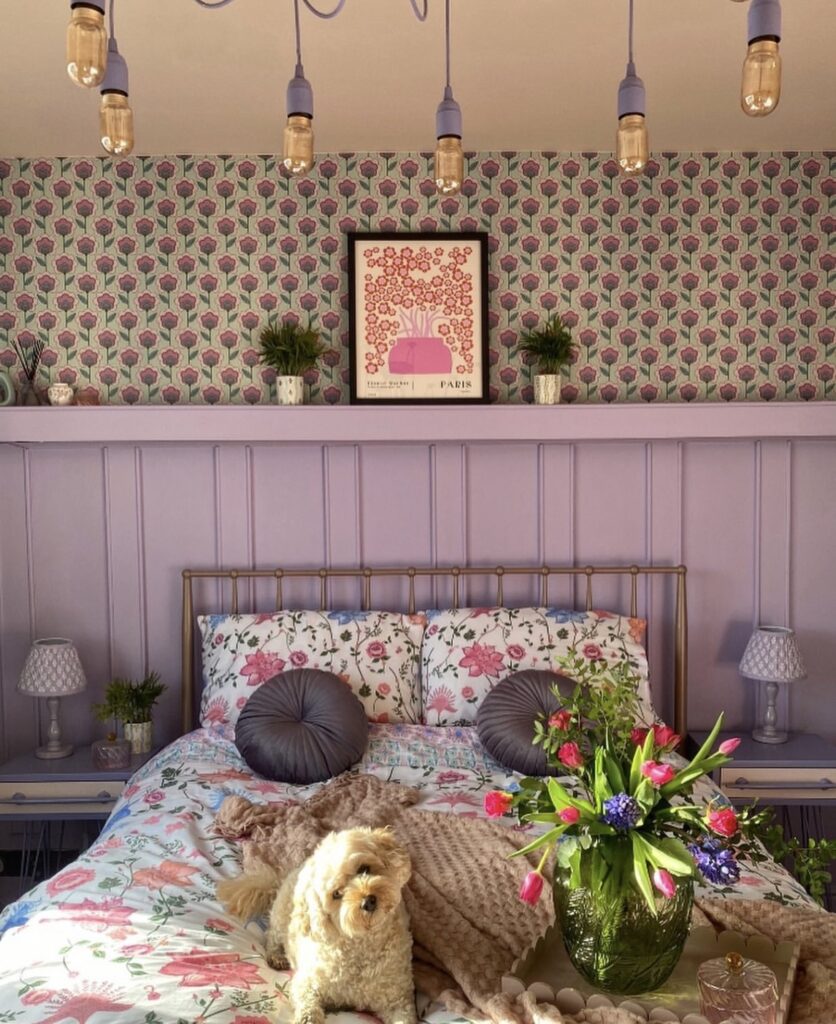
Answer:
361;895;377;913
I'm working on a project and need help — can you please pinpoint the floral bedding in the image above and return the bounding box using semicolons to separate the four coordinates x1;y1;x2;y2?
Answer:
0;725;811;1024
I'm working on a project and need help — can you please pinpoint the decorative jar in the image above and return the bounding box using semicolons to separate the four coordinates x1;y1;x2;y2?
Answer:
698;951;778;1024
552;841;694;994
92;736;132;770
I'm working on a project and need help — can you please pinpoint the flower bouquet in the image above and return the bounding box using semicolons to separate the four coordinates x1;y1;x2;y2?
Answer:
484;654;752;995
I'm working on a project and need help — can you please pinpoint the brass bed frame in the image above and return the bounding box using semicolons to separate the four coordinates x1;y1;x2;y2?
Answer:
181;563;688;737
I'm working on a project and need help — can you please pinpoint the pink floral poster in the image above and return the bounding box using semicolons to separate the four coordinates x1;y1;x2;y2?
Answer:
349;233;489;403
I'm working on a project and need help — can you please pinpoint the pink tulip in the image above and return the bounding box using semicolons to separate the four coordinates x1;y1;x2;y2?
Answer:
652;723;681;750
630;727;649;747
483;791;512;819
519;870;545;905
706;806;739;838
558;806;580;824
557;741;584;769
640;761;676;786
719;737;741;756
653;868;676;900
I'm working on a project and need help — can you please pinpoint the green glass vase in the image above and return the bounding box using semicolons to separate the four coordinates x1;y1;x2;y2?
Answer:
553;841;694;995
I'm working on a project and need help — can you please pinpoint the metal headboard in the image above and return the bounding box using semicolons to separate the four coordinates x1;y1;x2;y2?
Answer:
181;564;687;738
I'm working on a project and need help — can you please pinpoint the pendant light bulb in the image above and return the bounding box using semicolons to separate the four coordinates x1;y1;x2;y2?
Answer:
435;88;463;196
67;0;107;88
741;0;782;117
617;65;648;177
283;65;315;175
99;39;134;155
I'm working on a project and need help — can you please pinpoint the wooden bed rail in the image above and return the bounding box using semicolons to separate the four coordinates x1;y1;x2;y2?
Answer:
181;563;687;740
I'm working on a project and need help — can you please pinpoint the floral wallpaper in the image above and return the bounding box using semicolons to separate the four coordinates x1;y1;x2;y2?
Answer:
0;151;833;405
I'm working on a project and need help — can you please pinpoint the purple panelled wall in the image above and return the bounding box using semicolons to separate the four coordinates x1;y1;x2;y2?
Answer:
0;431;835;757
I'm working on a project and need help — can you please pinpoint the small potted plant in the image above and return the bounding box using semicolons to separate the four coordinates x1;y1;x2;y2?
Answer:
93;672;166;754
258;319;325;405
518;314;577;405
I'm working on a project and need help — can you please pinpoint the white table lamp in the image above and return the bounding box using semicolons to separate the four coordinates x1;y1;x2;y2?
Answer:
17;638;87;759
739;625;805;744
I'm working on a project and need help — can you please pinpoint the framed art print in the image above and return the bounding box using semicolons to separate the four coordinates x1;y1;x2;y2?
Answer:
348;232;489;404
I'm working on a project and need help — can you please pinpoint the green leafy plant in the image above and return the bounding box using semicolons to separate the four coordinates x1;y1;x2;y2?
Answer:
93;672;166;725
518;315;577;375
258;320;325;377
758;811;836;906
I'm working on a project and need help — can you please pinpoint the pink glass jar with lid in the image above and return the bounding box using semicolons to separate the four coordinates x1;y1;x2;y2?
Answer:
698;951;778;1024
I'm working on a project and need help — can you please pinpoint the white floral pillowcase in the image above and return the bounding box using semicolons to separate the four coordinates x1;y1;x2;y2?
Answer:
198;610;427;728
420;606;652;726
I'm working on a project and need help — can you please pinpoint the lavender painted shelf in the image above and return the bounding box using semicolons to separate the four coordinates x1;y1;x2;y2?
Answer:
1;404;835;446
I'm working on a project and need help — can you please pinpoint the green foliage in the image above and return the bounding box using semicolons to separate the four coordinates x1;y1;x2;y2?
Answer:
518;315;577;375
258;320;324;376
93;672;166;725
758;811;836;906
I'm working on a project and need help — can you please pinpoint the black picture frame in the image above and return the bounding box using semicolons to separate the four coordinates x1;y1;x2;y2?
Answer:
348;232;490;405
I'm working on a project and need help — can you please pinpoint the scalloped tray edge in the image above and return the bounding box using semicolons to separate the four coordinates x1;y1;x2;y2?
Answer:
501;924;799;1024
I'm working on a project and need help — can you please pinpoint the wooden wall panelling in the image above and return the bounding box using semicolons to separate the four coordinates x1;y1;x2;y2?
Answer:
139;446;218;745
465;443;541;607
0;446;37;762
681;441;757;731
789;440;836;738
26;447;110;753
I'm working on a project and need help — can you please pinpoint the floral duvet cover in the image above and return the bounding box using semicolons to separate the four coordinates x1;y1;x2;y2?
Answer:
0;725;811;1024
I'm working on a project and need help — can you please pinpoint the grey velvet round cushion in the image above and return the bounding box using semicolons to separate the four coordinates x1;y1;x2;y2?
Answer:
235;669;369;784
476;669;574;776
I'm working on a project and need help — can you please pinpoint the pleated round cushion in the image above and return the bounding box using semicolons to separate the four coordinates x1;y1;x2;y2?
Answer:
476;669;574;776
235;669;369;784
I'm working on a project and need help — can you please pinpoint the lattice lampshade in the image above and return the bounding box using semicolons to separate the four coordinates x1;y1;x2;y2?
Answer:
739;626;806;683
18;638;87;697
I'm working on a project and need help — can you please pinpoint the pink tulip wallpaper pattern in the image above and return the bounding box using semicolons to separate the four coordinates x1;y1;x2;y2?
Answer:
0;151;833;405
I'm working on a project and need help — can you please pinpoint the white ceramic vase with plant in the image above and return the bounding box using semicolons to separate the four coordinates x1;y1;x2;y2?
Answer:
93;672;166;754
518;315;577;405
258;320;325;406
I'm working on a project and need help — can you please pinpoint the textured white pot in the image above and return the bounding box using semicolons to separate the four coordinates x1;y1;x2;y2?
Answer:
124;721;152;755
276;376;305;405
534;374;561;405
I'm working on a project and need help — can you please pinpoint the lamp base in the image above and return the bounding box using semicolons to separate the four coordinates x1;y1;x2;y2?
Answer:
35;742;73;760
752;727;788;745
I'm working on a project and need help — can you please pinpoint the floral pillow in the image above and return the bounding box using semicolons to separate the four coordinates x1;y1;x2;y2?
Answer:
420;607;651;726
198;610;427;728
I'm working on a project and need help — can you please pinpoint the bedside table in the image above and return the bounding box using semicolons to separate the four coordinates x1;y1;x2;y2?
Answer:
0;745;158;898
686;732;836;806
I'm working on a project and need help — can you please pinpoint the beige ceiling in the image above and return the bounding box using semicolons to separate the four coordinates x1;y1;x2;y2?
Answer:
1;0;834;158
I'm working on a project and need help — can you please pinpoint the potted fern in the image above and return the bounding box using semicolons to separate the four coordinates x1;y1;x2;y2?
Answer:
93;672;166;754
258;319;325;405
518;314;577;405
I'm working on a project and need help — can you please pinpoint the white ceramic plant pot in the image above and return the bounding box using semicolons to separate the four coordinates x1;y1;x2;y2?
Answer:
276;376;304;405
123;721;152;755
534;374;561;405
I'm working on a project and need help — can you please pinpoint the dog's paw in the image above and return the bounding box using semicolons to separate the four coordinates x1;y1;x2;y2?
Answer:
266;951;291;971
295;1011;325;1024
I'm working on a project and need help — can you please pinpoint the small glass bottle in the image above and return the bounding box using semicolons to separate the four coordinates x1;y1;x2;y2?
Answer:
698;951;779;1024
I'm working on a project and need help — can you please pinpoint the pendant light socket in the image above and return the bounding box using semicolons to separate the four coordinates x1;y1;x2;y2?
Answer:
748;0;781;42
617;61;645;118
287;63;314;119
436;85;462;140
100;37;129;96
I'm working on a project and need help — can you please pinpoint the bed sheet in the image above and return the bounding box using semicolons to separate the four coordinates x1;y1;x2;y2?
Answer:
0;725;811;1024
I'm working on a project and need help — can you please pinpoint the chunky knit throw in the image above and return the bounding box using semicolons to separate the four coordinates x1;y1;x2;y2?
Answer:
215;774;834;1024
